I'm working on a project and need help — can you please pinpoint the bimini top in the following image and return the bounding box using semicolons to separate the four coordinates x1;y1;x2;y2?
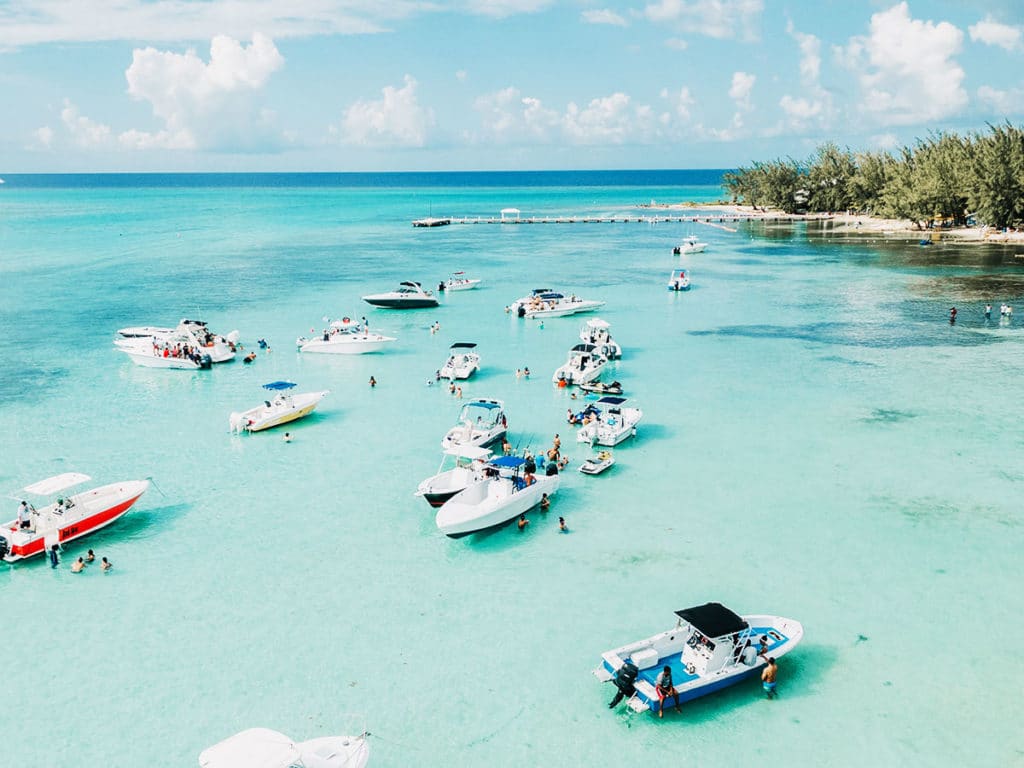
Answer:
490;455;526;469
198;728;299;768
399;281;423;289
595;396;627;406
443;445;493;460
23;472;92;495
674;602;749;638
450;342;477;350
585;318;611;330
465;398;503;410
571;344;598;353
530;288;554;296
262;381;297;391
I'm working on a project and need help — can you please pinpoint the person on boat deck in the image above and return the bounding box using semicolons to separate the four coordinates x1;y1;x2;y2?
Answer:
740;641;758;666
101;557;112;572
524;454;536;474
71;557;86;573
517;514;529;531
523;471;536;486
322;329;329;341
761;657;778;699
85;550;95;563
757;635;769;658
655;665;681;717
17;501;34;529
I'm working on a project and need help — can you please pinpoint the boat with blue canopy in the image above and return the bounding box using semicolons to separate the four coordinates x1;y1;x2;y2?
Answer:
229;382;329;433
595;602;804;715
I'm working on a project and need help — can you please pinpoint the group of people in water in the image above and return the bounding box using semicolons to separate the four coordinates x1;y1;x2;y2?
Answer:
951;302;1015;324
48;545;112;573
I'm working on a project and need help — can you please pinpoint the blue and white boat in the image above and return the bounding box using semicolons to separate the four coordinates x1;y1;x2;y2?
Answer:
594;602;803;714
575;396;642;446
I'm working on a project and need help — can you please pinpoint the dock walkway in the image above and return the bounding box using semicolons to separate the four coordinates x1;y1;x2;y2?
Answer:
415;214;833;226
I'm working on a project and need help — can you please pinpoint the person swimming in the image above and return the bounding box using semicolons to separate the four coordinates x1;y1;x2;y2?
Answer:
71;557;86;573
101;557;113;572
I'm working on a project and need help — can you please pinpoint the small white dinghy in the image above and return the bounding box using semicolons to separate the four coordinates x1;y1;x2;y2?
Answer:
579;450;615;475
440;271;481;291
668;269;691;291
198;727;369;768
229;381;328;433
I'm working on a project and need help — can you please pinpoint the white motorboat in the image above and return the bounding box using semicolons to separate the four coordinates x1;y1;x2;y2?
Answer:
297;318;396;354
435;456;560;537
229;381;328;433
594;602;803;714
441;398;507;451
575;396;642;446
578;379;623;396
412;216;451;227
415;445;494;508
0;473;149;562
116;319;238;363
668;268;691;291
673;235;707;255
579;318;622;359
117;342;213;369
362;281;439;309
553;344;609;386
438;342;480;380
509;289;605;318
439;271;481;292
199;727;369;768
579;450;615;475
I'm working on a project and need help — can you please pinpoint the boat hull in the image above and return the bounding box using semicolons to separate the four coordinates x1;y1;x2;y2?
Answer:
231;391;328;433
362;297;439;309
120;349;204;369
299;337;396;354
526;301;605;318
445;279;480;291
436;473;559;537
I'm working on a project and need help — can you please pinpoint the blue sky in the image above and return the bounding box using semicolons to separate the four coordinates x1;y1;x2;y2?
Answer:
1;0;1022;172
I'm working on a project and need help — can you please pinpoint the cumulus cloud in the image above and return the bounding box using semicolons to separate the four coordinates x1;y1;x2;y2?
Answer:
474;87;560;142
969;17;1022;51
838;2;967;125
60;99;112;147
34;125;55;149
582;9;627;26
122;34;286;151
779;22;832;130
729;71;755;110
341;76;435;147
871;132;899;149
462;0;553;19
978;85;1023;114
779;95;822;122
665;38;688;50
644;0;764;41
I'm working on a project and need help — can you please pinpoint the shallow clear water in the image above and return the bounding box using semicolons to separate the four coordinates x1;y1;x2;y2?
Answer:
1;175;1022;767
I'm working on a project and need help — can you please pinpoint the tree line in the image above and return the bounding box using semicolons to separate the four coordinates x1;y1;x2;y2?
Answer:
722;124;1024;230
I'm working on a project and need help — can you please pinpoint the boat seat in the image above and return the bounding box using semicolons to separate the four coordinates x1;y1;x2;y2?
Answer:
630;647;659;670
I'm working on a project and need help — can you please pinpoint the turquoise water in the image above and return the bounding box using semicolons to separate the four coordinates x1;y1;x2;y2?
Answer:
1;174;1022;767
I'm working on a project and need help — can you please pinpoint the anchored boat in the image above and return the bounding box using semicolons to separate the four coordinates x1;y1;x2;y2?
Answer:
439;271;481;291
362;281;439;309
673;235;707;255
438;342;480;380
667;269;691;291
441;398;507;450
579;318;622;359
229;382;328;433
595;602;804;714
199;727;369;768
553;344;609;386
415;445;494;508
575;396;642;446
0;473;149;562
297;318;396;354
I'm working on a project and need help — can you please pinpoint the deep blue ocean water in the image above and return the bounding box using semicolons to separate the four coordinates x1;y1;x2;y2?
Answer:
1;171;1022;767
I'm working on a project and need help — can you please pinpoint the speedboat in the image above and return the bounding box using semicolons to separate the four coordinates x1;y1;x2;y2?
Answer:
673;235;707;255
553;344;608;386
0;473;149;562
668;269;691;291
435;456;560;538
199;727;369;768
508;289;605;318
439;343;480;380
415;445;494;508
594;602;804;714
297;318;396;354
579;380;623;396
116;319;239;363
362;281;439;309
441;398;507;450
229;382;328;433
575;396;642;446
439;272;481;291
579;318;622;359
117;342;214;369
579;450;615;475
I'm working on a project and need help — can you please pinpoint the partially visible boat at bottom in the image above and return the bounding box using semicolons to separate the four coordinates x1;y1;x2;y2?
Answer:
230;381;328;433
594;602;803;714
199;727;369;768
435;456;559;538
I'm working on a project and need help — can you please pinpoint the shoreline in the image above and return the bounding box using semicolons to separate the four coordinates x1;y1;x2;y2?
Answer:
648;202;1024;246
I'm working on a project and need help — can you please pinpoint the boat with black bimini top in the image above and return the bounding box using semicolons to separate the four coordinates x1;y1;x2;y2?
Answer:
438;343;480;380
441;398;507;450
575;396;642;446
595;602;803;714
362;281;439;309
0;472;149;562
553;344;608;386
434;455;559;538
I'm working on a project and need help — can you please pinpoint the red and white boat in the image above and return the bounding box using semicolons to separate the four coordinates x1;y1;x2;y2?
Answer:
0;473;149;562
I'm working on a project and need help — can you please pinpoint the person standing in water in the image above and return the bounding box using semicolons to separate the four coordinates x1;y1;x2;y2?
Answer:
761;657;778;699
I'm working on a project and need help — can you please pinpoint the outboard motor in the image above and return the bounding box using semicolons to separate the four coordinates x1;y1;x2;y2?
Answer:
608;660;639;708
199;354;213;370
0;536;8;561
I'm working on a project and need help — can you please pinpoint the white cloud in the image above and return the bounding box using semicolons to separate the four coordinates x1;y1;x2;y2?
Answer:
474;87;560;142
644;0;764;41
660;86;695;122
871;132;899;149
968;17;1022;51
838;2;967;125
582;9;627;26
779;95;822;122
787;21;821;84
665;37;688;50
60;99;112;147
728;71;755;110
978;85;1023;114
122;34;286;151
564;93;657;144
34;125;54;148
456;70;468;82
461;0;553;18
341;75;434;147
779;22;832;130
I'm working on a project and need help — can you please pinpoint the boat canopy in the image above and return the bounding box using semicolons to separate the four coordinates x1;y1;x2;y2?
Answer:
198;728;299;768
399;281;423;288
586;318;611;329
443;445;492;460
465;399;503;410
490;455;525;468
674;602;749;638
595;396;627;405
530;288;553;296
23;472;92;496
571;344;598;353
450;342;477;349
538;292;564;300
262;381;297;391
